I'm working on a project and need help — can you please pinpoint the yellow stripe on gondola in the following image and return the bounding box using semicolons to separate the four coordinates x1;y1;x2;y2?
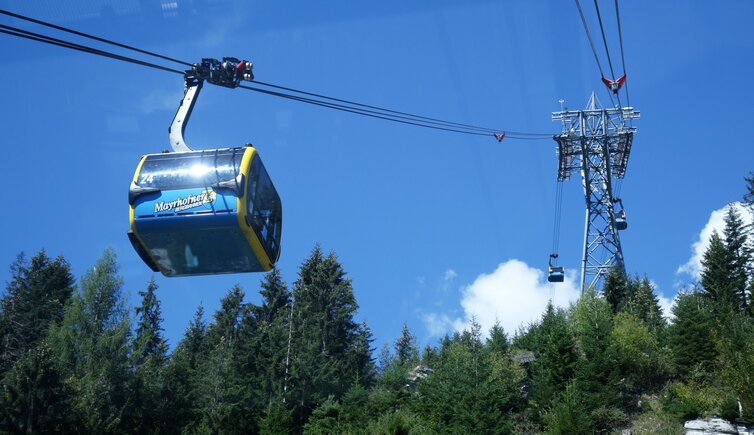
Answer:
237;146;273;270
129;154;163;273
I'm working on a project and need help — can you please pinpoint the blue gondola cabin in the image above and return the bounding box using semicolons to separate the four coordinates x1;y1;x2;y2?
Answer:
128;146;281;277
548;266;565;283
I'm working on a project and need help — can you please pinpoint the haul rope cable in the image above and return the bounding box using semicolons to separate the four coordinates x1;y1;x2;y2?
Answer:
0;9;552;141
573;0;616;108
614;0;632;110
0;22;540;138
592;0;623;109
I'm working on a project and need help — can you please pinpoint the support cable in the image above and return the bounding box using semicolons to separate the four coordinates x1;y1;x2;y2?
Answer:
592;0;623;108
551;180;564;255
0;9;192;67
252;80;543;136
0;24;183;75
239;83;546;139
0;8;553;140
574;0;616;108
614;0;631;109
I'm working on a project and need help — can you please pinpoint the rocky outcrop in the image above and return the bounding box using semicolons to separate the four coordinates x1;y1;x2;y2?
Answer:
684;418;754;435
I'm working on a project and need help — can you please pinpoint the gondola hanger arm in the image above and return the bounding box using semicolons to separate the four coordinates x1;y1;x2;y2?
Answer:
168;57;254;152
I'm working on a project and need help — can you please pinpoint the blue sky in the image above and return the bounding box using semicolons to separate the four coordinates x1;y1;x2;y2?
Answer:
1;0;753;351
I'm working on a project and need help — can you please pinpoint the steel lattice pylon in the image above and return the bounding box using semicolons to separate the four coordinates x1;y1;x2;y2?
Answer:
552;93;639;292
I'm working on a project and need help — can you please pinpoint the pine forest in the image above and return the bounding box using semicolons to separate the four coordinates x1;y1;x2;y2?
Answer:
1;175;754;434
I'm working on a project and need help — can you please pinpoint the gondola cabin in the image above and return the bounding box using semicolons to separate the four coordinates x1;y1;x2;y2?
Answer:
548;266;565;283
547;254;564;283
614;210;628;231
128;146;281;277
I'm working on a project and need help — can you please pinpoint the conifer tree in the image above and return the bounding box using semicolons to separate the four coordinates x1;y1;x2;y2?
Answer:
394;323;419;367
608;312;669;393
47;248;132;433
668;291;716;375
164;305;207;431
0;251;74;374
0;341;77;433
740;174;754;317
701;231;737;311
602;267;628;314
414;323;524;433
744;172;754;211
530;302;578;413
486;321;509;355
571;288;622;432
196;286;250;432
259;399;293;435
131;277;169;432
347;321;376;388
251;268;292;403
289;245;364;429
722;205;752;312
625;277;667;338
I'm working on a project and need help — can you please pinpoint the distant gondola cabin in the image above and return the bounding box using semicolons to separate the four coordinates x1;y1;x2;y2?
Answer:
128;146;281;277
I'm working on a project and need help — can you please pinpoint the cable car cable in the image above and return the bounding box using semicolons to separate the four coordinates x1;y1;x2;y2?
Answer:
0;24;184;75
239;83;547;139
240;82;498;137
592;0;623;109
592;0;617;86
0;23;513;139
614;0;631;109
0;18;551;140
242;83;522;137
251;80;547;137
0;9;554;139
0;9;193;67
552;180;564;255
573;0;616;108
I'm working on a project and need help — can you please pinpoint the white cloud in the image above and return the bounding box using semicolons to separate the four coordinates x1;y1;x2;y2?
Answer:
658;293;678;320
677;202;753;280
421;312;461;337
438;269;457;295
422;259;581;339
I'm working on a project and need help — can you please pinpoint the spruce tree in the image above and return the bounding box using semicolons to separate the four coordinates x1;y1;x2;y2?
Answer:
571;288;622;432
289;245;363;429
251;267;292;403
197;286;250;433
667;291;716;375
530;302;578;414
741;174;754;317
700;231;737;311
347;321;376;388
486;321;509;355
414;324;524;433
131;277;169;432
625;277;667;338
744;172;754;211
602;267;628;314
164;305;207;431
608;312;669;393
0;251;74;374
722;205;752;312
0;341;77;433
47;248;132;433
394;323;419;367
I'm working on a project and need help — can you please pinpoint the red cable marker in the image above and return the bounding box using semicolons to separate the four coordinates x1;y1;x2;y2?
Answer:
601;74;626;94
